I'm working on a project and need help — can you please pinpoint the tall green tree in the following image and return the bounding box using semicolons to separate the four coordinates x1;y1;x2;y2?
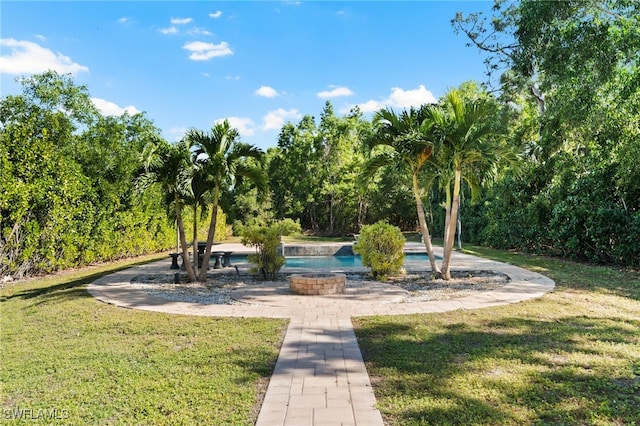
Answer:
428;88;512;279
268;116;323;230
364;106;441;275
139;140;198;282
1;71;173;276
267;104;376;235
365;165;418;231
184;167;211;276
74;112;168;260
453;0;640;266
186;120;266;282
225;157;275;230
316;102;370;235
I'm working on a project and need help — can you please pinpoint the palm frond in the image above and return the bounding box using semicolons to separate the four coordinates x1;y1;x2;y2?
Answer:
361;151;397;178
234;163;268;194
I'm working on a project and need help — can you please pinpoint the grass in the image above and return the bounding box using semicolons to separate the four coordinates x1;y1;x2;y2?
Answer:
0;254;287;425
4;243;639;425
353;245;640;425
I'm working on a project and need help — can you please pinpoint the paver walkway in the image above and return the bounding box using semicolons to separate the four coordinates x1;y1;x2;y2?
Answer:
88;244;555;426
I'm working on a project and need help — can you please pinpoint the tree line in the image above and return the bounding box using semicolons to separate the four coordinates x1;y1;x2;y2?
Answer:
1;72;175;277
452;0;640;265
2;1;638;279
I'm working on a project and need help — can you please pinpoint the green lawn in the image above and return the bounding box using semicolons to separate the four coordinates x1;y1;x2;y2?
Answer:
354;246;640;425
0;254;287;425
3;247;639;425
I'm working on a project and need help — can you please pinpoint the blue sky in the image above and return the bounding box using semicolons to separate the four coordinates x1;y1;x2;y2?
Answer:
1;1;494;150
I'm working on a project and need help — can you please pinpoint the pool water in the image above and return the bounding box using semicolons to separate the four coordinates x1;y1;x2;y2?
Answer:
229;253;432;269
286;255;364;268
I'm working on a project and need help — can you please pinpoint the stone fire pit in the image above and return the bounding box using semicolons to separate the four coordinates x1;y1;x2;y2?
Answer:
289;273;346;295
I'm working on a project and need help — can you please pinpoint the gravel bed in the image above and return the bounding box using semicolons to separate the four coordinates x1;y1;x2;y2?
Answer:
129;274;251;305
385;270;510;301
130;270;509;305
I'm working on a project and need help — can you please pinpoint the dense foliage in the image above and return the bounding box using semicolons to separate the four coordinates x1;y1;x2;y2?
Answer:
258;1;640;268
1;72;174;277
3;0;639;277
266;102;373;235
454;0;640;266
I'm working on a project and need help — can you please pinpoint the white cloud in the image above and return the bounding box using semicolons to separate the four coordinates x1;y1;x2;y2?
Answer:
91;98;141;116
317;86;354;98
355;100;384;113
183;41;233;60
171;17;193;25
160;26;178;35
255;86;279;98
388;85;437;108
202;72;210;78
226;75;240;80
165;126;187;142
0;38;89;75
34;34;47;41
187;27;213;36
209;11;223;19
352;84;437;113
262;108;302;131
118;17;130;24
217;117;255;136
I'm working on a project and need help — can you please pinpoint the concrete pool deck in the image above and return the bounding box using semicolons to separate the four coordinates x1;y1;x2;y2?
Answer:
88;243;555;426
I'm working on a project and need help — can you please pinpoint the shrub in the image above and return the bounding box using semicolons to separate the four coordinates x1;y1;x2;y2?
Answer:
240;219;301;280
353;221;405;279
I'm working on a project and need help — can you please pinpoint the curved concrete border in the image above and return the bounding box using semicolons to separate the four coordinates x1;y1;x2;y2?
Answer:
87;245;554;426
88;248;554;319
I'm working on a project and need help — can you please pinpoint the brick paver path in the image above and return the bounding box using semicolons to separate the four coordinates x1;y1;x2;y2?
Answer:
88;245;554;426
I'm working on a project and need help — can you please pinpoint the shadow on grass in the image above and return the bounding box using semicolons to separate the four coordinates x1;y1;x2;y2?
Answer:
355;315;640;425
0;257;162;304
229;345;284;383
462;246;640;301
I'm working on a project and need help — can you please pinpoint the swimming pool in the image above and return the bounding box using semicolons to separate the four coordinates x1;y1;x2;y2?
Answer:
229;253;434;269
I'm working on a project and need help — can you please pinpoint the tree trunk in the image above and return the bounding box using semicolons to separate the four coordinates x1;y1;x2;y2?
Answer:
443;202;452;256
413;173;441;276
357;196;367;230
192;203;199;277
329;192;335;235
441;169;461;280
442;182;452;254
457;217;462;251
198;186;219;282
175;199;197;282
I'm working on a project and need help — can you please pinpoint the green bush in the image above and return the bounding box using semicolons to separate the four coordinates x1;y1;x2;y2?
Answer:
353;221;405;279
240;219;301;280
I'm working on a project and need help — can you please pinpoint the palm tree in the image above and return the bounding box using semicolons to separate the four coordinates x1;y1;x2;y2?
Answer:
139;139;198;282
428;88;511;279
184;166;212;276
363;107;442;276
185;120;266;282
